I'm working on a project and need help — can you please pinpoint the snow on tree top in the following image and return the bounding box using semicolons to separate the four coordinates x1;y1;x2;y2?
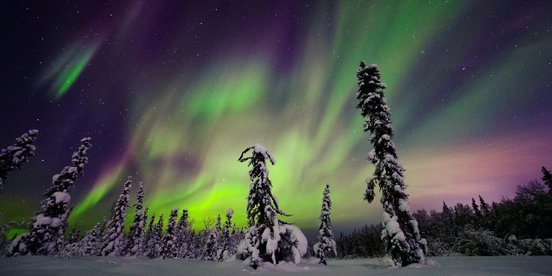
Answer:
226;208;234;217
253;143;267;153
253;143;276;164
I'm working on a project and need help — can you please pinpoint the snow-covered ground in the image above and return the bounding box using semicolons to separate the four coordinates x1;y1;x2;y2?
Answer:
0;256;551;275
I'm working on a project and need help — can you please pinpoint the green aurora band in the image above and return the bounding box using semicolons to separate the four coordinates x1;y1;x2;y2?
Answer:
38;42;100;98
69;1;465;229
15;1;545;232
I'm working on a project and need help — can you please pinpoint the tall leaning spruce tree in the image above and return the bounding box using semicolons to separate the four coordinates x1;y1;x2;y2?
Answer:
9;137;92;256
355;62;427;266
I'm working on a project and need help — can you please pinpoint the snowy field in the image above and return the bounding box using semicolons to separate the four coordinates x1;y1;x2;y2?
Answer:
0;256;551;275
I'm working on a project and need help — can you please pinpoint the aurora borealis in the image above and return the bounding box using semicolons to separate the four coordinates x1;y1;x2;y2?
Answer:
1;1;551;235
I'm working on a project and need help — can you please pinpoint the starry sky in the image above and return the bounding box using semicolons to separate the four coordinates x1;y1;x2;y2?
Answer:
1;0;551;235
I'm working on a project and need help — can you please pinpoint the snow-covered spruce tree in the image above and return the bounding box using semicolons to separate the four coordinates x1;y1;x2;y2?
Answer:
9;137;92;256
53;206;73;254
0;129;39;192
313;184;337;265
146;214;164;258
67;228;81;244
188;231;201;259
144;213;156;258
140;208;148;251
218;208;235;261
236;144;307;268
355;62;427;266
100;177;132;256
202;230;218;261
232;225;245;255
124;182;147;256
215;214;222;237
79;222;102;256
162;208;179;259
176;209;191;258
202;215;222;261
60;227;81;258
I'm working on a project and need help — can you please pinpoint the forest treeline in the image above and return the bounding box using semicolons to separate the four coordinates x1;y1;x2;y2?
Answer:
0;133;332;269
337;168;552;257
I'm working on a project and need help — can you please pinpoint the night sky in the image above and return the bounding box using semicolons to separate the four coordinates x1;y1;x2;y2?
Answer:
1;1;551;234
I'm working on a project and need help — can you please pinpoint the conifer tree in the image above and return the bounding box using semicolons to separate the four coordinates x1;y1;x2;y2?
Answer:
125;182;147;256
162;208;179;259
0;129;39;192
471;198;482;229
454;203;473;230
225;208;234;231
218;208;235;261
472;198;482;218
149;214;164;258
355;62;426;266
313;184;337;265
542;167;552;191
442;202;456;238
144;213;156;258
187;231;200;259
203;214;223;261
442;202;451;215
67;228;81;244
79;222;102;256
490;202;499;229
236;144;307;268
54;207;73;254
478;195;490;216
231;224;244;255
477;196;490;229
176;209;191;258
202;224;219;261
61;227;81;258
215;214;222;235
142;209;148;245
100;177;132;256
10;137;92;256
63;228;80;245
